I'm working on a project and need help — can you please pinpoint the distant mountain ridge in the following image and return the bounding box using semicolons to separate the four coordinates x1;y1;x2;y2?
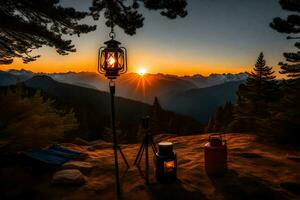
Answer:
2;69;248;122
182;72;248;88
161;81;244;122
3;69;247;94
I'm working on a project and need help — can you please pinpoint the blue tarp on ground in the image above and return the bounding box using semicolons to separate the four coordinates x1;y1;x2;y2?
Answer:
24;145;82;166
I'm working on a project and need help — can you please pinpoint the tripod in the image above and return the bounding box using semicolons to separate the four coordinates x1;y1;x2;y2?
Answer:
109;80;130;196
134;117;157;184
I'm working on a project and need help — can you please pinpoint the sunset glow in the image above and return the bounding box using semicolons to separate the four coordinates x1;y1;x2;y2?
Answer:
137;68;147;76
0;0;289;78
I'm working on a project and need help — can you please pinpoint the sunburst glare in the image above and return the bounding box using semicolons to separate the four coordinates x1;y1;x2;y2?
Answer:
137;68;147;76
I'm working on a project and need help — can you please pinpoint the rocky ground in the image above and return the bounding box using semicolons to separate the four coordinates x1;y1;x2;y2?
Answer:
1;133;300;200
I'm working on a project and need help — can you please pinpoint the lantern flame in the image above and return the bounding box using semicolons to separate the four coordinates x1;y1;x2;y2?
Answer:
164;160;175;170
108;56;116;67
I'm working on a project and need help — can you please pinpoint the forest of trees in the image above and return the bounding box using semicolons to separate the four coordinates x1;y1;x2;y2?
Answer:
0;87;78;153
206;52;299;143
206;0;300;144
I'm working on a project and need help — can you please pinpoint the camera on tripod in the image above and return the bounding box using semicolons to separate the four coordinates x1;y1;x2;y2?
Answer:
142;116;150;130
134;116;156;184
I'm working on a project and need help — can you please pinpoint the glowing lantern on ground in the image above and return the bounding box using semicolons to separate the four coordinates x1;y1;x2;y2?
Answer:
155;142;177;182
98;39;127;79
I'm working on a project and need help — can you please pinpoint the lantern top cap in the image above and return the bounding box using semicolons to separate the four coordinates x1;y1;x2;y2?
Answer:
104;39;121;48
158;142;173;147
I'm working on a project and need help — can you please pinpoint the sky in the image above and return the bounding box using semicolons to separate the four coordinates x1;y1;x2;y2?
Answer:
2;0;296;76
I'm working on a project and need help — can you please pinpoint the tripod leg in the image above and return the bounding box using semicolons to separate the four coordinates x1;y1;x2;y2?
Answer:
150;137;157;153
117;146;130;168
145;136;149;184
134;142;145;165
137;145;145;165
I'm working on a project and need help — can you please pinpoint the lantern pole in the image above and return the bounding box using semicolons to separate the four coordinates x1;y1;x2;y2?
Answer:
98;16;129;197
109;79;130;197
109;79;121;196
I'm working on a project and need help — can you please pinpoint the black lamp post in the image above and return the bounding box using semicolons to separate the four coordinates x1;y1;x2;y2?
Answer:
98;28;129;196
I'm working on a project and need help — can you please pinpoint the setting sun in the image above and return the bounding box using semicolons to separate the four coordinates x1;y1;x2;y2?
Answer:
137;68;147;76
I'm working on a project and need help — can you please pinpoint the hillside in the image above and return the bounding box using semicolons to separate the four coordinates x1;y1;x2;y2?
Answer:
1;133;300;200
21;76;202;141
0;71;18;86
22;75;150;141
162;81;244;122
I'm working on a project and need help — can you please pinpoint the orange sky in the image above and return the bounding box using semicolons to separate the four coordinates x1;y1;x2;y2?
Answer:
0;0;293;78
0;44;284;77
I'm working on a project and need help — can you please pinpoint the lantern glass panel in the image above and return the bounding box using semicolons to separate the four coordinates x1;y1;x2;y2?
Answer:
164;160;175;173
100;51;106;68
107;52;117;68
117;51;124;68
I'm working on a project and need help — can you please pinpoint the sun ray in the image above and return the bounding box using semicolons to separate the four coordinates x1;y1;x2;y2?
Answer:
137;68;147;76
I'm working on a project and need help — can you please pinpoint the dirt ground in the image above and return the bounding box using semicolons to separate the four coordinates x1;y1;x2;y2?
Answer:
1;133;300;200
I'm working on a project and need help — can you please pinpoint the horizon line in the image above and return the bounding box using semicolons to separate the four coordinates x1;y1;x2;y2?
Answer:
3;68;249;77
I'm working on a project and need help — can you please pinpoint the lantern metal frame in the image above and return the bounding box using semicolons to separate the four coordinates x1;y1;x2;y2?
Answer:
98;39;127;79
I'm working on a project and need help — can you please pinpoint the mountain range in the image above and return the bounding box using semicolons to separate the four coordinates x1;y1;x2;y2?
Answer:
1;69;248;122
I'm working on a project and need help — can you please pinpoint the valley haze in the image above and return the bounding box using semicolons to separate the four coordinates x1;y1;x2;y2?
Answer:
1;69;248;122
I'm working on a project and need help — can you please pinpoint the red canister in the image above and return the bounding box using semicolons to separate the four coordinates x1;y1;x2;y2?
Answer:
204;134;227;176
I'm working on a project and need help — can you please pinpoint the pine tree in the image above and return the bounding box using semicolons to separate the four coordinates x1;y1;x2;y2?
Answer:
0;0;96;64
270;0;300;78
149;96;164;133
205;115;215;133
269;0;300;142
212;107;223;132
220;102;234;131
90;0;187;35
242;52;277;114
233;53;279;132
205;102;234;133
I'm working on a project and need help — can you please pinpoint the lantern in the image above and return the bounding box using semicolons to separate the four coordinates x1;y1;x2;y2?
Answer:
154;142;177;182
98;39;127;79
97;28;129;197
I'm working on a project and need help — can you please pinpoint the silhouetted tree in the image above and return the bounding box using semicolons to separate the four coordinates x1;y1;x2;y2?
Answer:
1;0;187;65
270;0;300;78
231;53;279;132
90;0;187;35
269;0;300;142
149;96;163;133
220;101;234;131
205;115;215;133
205;102;234;133
0;0;96;64
264;85;300;143
212;107;223;132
